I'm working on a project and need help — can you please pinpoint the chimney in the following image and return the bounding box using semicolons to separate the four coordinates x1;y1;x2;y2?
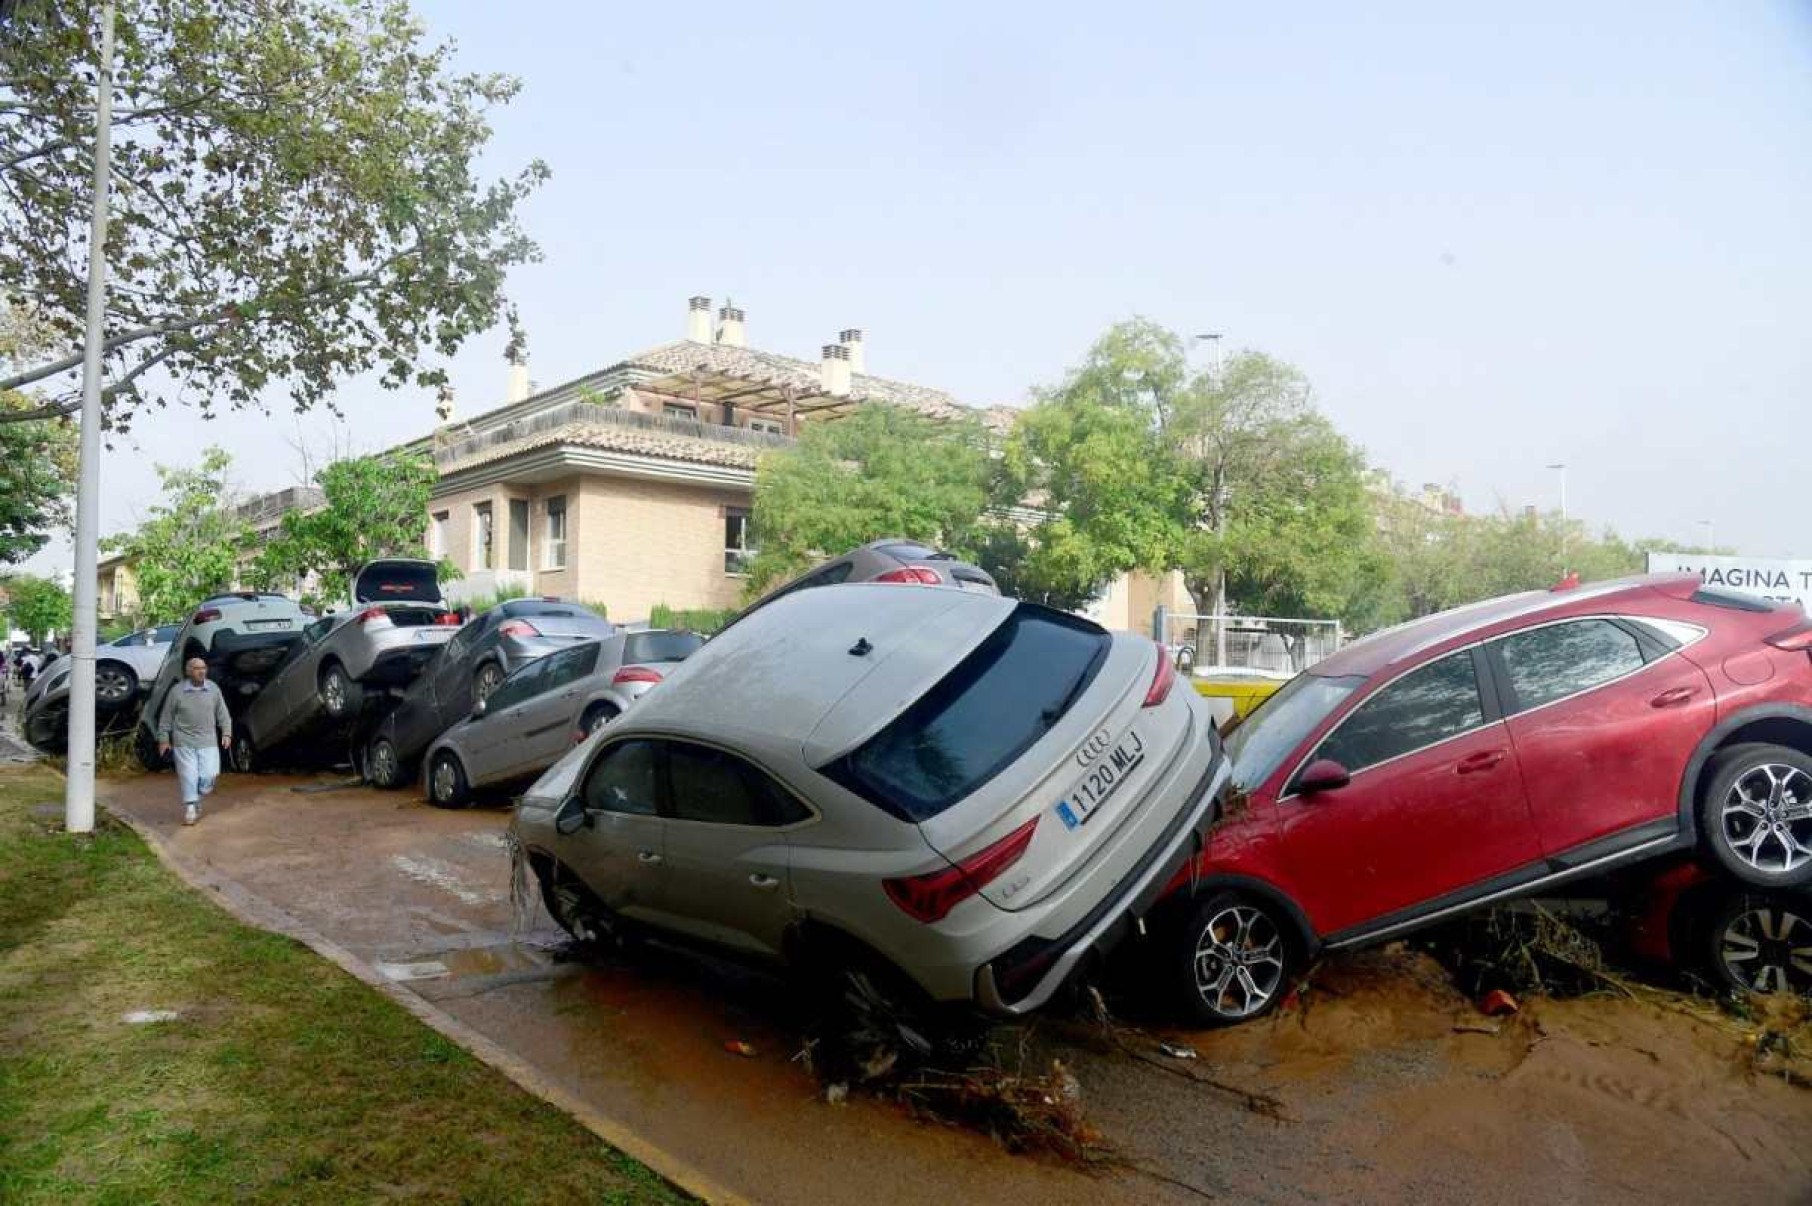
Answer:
686;295;712;343
838;328;865;374
820;343;851;397
716;303;746;348
505;356;530;405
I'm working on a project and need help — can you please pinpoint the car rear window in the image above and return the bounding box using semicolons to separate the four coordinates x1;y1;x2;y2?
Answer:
356;562;441;604
821;604;1111;822
625;631;705;664
504;600;594;619
879;541;951;562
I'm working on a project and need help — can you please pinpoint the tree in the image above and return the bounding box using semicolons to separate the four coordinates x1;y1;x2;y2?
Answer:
254;451;443;604
996;320;1192;608
0;0;546;430
104;446;251;622
3;572;70;641
745;405;992;595
0;301;75;561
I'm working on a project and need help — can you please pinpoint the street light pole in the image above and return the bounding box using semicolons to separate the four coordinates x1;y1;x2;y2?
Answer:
1547;462;1568;572
65;0;116;836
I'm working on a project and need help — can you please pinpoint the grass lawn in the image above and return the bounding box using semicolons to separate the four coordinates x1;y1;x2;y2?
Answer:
0;766;689;1204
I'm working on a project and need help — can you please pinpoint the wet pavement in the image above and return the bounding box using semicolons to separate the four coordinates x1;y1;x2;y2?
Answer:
98;766;1812;1205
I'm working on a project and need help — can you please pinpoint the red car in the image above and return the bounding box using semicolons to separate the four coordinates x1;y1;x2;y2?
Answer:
1164;573;1812;1024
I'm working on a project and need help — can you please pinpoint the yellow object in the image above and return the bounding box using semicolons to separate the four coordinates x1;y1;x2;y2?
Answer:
1192;673;1287;719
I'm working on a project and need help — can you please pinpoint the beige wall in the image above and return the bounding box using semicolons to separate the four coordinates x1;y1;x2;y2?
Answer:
572;475;750;620
98;561;139;619
1087;569;1198;635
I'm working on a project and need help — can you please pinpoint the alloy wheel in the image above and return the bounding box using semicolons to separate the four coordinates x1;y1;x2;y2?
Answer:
1193;904;1286;1019
369;739;397;787
589;707;617;735
1721;763;1812;875
1719;904;1812;995
431;756;458;803
322;670;346;715
95;664;133;704
474;663;503;702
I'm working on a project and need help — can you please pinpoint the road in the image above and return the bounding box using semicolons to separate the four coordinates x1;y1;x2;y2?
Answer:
100;767;1812;1205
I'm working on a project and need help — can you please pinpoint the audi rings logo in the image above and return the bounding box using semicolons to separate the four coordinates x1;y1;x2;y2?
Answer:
1075;728;1114;768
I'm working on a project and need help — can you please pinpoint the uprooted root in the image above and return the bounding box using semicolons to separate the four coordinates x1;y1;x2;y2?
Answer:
1422;903;1625;1000
893;1058;1115;1166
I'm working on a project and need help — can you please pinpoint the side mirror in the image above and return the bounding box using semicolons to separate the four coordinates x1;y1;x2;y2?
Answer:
553;794;590;836
1297;759;1351;795
471;697;488;720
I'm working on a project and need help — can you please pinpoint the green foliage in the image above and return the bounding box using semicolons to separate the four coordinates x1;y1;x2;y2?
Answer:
745;405;993;595
2;573;71;641
0;0;546;431
254;453;442;603
451;582;531;616
103;447;251;623
648;602;734;634
0;305;76;562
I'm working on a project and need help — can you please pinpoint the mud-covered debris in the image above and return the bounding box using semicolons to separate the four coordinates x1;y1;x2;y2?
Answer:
825;1082;849;1105
1159;1041;1199;1060
896;1058;1112;1164
1478;988;1520;1017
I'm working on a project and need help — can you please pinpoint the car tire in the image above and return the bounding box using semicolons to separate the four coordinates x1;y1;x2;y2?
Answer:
231;733;256;775
366;737;405;789
94;661;137;707
473;661;504;703
536;861;626;950
318;663;363;720
1699;743;1812;889
427;750;470;809
1703;891;1812;997
580;703;619;736
1174;890;1297;1026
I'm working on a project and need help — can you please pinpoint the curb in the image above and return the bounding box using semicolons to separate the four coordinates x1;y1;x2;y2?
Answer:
104;798;748;1206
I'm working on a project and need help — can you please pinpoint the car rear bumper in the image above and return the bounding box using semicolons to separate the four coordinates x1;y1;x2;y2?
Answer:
344;629;455;684
972;743;1230;1015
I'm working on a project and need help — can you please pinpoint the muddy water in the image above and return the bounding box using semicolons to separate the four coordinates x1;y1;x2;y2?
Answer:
104;771;1812;1205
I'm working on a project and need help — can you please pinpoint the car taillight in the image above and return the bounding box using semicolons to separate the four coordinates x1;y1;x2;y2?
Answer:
435;612;463;626
874;566;943;586
354;607;388;625
613;666;663;685
498;620;541;639
191;607;222;624
883;816;1039;924
1765;621;1812;652
1143;640;1176;707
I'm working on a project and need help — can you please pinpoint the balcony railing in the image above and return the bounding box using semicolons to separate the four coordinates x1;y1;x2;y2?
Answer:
433;399;797;467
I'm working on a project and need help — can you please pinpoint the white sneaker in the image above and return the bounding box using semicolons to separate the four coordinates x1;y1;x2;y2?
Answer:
183;804;198;826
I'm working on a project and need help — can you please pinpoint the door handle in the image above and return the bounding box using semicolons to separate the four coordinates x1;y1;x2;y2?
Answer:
1456;750;1506;775
1650;687;1697;708
636;850;663;866
748;873;780;890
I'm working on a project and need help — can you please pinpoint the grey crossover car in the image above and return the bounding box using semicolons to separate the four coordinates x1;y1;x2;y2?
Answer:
418;629;705;806
21;625;178;754
230;560;456;769
512;583;1229;1026
362;599;615;789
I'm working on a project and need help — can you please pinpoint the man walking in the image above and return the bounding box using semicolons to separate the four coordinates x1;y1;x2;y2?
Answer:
156;657;232;826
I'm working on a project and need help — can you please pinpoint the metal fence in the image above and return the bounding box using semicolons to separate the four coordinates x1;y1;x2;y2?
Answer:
1157;611;1343;675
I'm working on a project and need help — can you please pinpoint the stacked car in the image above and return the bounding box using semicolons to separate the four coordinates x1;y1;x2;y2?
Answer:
21;624;180;753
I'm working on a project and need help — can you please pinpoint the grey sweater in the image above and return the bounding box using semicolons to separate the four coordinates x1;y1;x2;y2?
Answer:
156;680;231;748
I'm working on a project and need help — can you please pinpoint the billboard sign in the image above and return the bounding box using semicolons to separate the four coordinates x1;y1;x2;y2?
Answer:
1644;553;1812;611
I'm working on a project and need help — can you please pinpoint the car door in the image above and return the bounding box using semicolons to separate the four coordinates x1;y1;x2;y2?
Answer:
463;657;552;787
1487;617;1717;860
654;741;801;958
1275;648;1542;938
507;644;601;776
562;738;667;924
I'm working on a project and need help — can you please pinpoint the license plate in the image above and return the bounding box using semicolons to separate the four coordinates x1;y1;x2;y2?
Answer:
1055;729;1145;830
245;620;288;631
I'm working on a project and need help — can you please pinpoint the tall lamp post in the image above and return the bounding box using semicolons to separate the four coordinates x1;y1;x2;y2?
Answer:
65;0;116;835
1547;462;1568;572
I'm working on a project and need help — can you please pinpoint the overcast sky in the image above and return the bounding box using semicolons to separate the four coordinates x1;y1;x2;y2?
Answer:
28;0;1812;575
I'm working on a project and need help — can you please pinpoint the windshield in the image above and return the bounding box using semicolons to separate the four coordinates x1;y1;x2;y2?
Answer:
1225;672;1365;792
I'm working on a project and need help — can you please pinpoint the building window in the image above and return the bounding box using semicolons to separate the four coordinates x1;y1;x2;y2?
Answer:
473;501;494;570
663;402;698;421
429;510;449;559
508;498;530;572
725;508;754;575
748;418;784;435
546;495;567;570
